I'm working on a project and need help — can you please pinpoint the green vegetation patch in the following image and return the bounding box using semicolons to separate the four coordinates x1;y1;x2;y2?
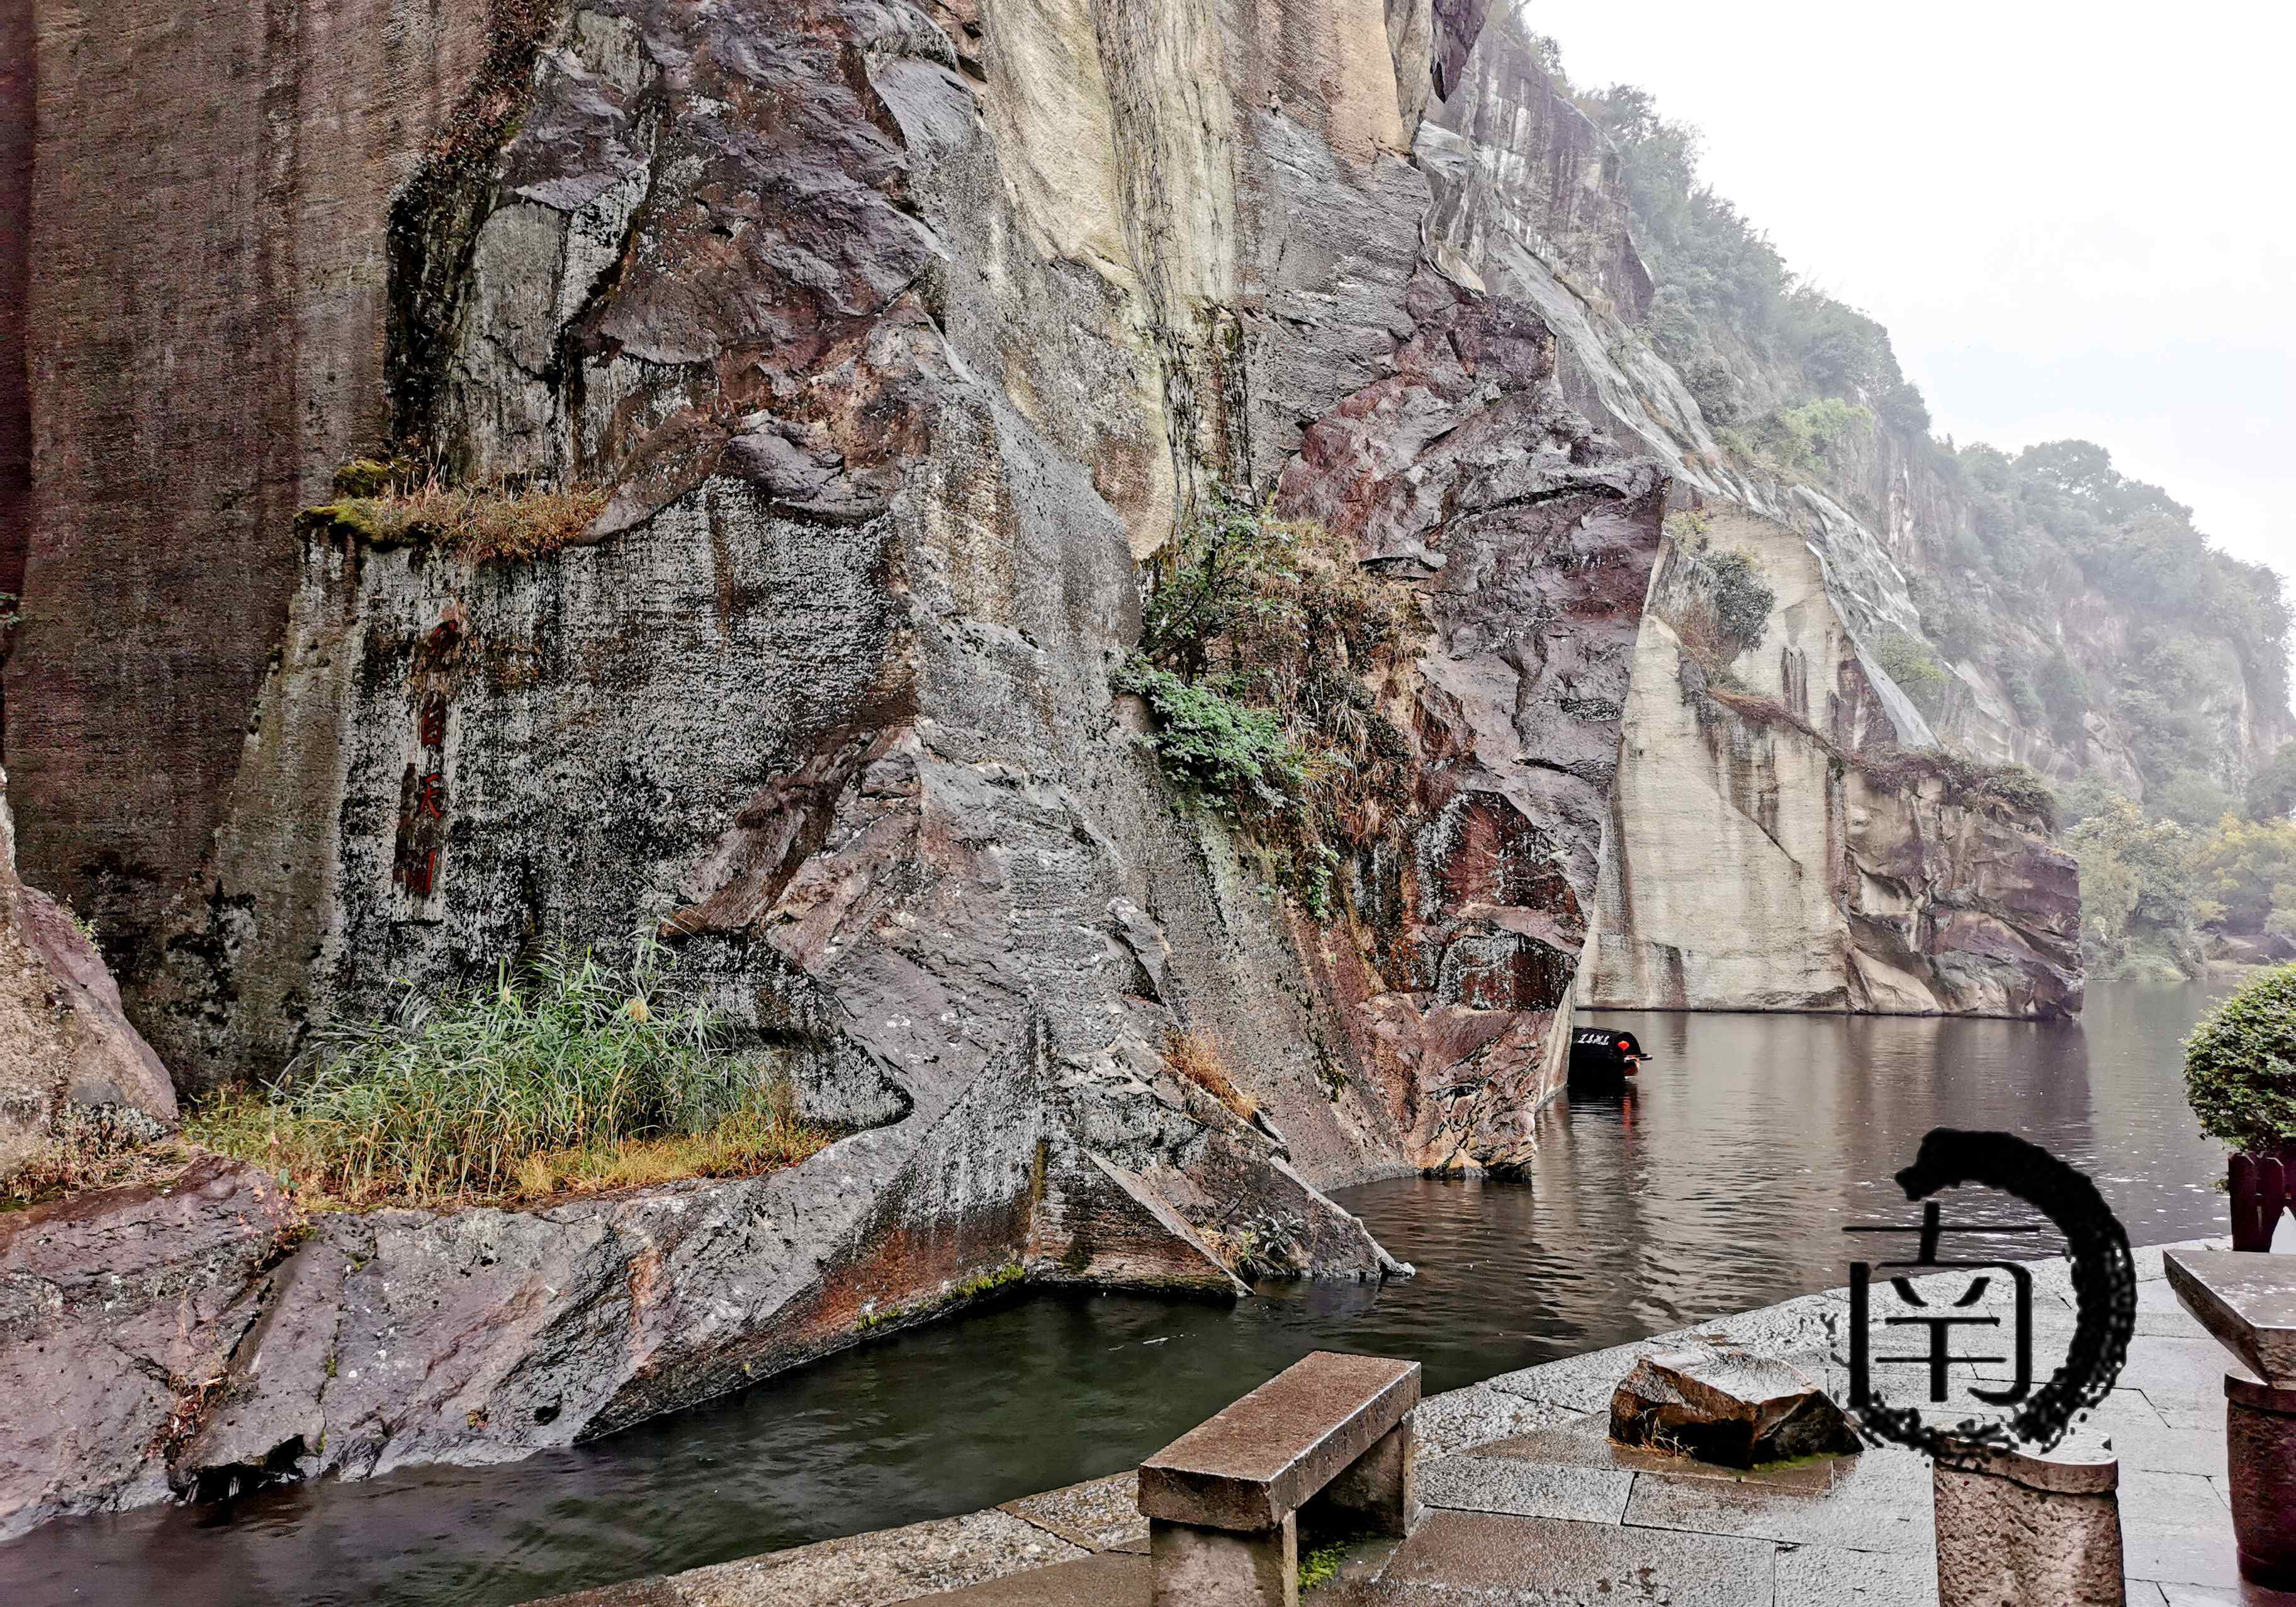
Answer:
2185;965;2296;1153
1872;631;1951;719
857;1260;1027;1331
1660;516;1775;669
1119;493;1422;918
188;941;828;1209
2066;795;2205;979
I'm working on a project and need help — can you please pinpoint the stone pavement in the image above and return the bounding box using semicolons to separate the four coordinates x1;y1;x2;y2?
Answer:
539;1239;2296;1607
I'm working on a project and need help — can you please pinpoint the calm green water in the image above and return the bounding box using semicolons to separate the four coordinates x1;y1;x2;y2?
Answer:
0;984;2245;1606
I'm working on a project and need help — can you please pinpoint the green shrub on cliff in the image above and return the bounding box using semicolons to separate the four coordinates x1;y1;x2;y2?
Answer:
1120;493;1421;918
1665;529;1774;666
189;941;826;1208
2184;965;2296;1153
1114;662;1309;813
1874;631;1950;717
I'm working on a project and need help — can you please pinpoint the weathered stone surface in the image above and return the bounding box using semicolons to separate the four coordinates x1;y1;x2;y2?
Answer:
2165;1250;2296;1388
1607;1342;1859;1469
1934;1445;2127;1606
2225;1370;2296;1589
1001;1474;1151;1555
668;1508;1086;1607
0;766;177;1178
1139;1351;1419;1530
6;0;495;964
0;1157;294;1538
4;0;1666;1527
1147;1517;1293;1607
1585;509;2083;1018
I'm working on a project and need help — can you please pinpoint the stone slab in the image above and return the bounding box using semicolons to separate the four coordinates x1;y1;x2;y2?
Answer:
2123;1517;2248;1591
1366;1509;1775;1602
2133;1336;2259;1409
923;1551;1149;1606
1001;1475;1149;1554
1409;1383;1578;1459
2166;1253;2296;1387
2161;1585;2296;1605
1415;1452;1632;1523
668;1510;1086;1607
1773;1543;1941;1604
1623;1457;1935;1557
1137;1351;1419;1531
1477;1409;1842;1494
528;1581;682;1607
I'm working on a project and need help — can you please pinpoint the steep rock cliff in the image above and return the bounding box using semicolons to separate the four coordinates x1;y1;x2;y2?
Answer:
6;0;499;967
1583;511;2081;1018
1397;44;2105;1016
0;0;1663;1519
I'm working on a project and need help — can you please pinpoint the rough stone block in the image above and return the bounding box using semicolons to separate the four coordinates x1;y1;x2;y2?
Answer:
1149;1514;1295;1607
1308;1416;1417;1537
1607;1342;1858;1468
2166;1251;2296;1389
1933;1443;2125;1606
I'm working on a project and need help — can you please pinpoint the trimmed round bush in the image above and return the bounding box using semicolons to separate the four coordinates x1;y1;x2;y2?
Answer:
2185;964;2296;1153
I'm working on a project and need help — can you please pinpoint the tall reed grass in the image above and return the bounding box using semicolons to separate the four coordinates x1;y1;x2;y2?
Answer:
189;942;826;1208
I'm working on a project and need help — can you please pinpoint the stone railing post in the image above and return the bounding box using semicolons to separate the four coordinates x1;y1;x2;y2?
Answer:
1933;1443;2124;1606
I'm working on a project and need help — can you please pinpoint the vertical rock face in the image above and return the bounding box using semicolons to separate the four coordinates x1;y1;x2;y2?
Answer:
4;0;496;971
0;0;28;716
1584;511;2083;1018
115;0;1662;1192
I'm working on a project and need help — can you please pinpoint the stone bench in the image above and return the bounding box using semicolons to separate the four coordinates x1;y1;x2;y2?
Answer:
2166;1249;2296;1587
1136;1350;1421;1606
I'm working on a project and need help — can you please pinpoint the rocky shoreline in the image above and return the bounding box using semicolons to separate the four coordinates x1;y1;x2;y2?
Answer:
0;1124;1410;1541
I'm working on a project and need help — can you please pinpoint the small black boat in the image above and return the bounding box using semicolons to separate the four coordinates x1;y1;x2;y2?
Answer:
1568;1025;1652;1087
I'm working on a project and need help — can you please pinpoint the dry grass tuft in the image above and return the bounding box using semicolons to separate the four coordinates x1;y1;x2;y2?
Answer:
303;476;609;564
1162;1026;1257;1122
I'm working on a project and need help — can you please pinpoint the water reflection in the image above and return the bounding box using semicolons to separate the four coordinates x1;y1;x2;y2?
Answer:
0;984;2249;1607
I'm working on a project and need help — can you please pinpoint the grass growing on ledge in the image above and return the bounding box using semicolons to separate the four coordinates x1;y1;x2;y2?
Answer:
301;470;608;564
188;942;830;1210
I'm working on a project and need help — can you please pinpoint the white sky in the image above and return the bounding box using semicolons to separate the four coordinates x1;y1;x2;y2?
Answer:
1533;0;2294;598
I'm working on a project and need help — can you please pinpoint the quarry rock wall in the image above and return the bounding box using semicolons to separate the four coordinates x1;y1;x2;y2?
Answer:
1584;511;2083;1018
0;0;1667;1521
